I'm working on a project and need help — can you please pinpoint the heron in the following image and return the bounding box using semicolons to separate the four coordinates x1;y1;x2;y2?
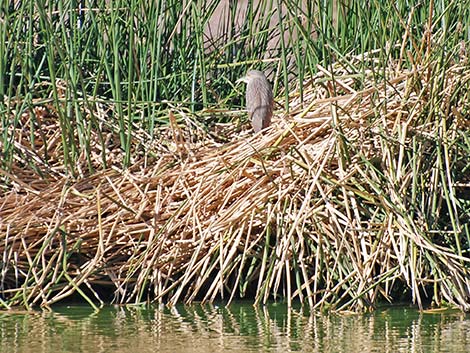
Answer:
237;70;274;133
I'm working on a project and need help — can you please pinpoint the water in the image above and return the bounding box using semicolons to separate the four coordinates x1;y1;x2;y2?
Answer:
1;303;470;353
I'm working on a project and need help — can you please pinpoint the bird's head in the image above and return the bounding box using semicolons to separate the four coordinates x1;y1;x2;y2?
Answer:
236;70;266;84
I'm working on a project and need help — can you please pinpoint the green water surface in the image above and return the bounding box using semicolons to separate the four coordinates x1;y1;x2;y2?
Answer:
1;303;469;353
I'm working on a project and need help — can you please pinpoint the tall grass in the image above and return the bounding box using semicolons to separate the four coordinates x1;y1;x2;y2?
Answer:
2;0;468;174
0;0;274;173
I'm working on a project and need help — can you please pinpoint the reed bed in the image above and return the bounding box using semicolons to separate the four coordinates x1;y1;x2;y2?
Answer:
1;49;470;311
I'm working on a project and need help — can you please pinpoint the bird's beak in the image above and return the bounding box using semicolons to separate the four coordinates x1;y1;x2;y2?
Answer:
236;76;248;84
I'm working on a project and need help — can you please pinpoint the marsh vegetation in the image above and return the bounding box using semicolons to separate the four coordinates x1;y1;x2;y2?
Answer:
1;0;470;311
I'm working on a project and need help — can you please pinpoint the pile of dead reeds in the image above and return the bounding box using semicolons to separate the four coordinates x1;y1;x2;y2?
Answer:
1;55;470;311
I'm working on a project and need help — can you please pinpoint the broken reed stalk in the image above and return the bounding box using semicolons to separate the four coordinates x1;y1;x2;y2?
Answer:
1;54;470;311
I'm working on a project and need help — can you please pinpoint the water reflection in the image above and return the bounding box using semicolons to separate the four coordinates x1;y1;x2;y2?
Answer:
0;304;469;353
